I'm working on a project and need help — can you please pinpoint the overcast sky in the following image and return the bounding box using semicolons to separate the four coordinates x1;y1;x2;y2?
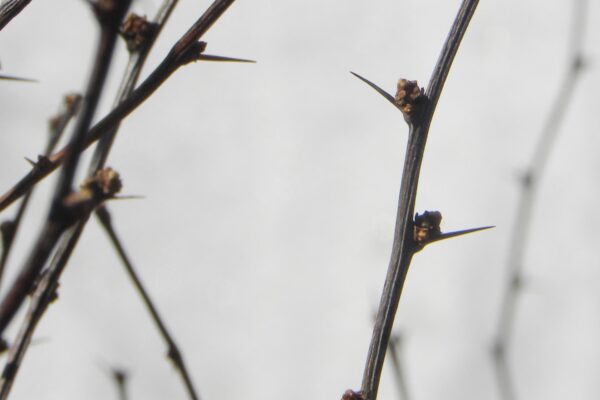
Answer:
0;0;599;399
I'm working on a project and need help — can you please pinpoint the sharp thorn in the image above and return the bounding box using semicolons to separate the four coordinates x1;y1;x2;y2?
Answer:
111;195;145;201
197;54;256;63
24;157;36;167
427;225;494;245
350;71;399;110
0;74;38;83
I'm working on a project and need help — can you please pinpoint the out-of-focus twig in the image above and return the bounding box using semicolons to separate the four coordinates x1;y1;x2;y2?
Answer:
0;93;81;291
96;206;200;400
0;0;31;31
0;0;251;213
491;1;588;399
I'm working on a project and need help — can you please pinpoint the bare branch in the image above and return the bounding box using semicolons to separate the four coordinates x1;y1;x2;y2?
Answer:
0;93;81;291
0;0;31;31
358;2;480;399
96;206;200;400
0;0;245;213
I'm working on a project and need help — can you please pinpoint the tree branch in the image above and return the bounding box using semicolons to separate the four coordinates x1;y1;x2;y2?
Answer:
0;0;31;31
96;206;200;400
358;2;480;400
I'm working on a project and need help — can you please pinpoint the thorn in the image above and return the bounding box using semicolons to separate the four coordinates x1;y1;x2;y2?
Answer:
350;71;399;110
425;225;494;246
197;54;256;63
24;157;36;167
0;74;38;83
413;210;493;251
110;195;145;201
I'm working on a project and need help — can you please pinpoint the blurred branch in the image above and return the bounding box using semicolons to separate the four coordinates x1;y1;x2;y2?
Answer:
0;0;131;339
0;0;31;31
491;1;588;399
358;2;480;400
0;93;81;290
96;206;200;400
0;0;248;213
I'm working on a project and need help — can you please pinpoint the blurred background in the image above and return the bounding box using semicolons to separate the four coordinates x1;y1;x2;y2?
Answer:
0;0;599;399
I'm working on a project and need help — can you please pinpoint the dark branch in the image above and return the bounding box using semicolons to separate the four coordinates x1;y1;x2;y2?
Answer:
96;206;200;400
359;2;480;400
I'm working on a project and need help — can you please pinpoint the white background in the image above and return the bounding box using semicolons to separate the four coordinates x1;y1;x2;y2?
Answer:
0;0;599;399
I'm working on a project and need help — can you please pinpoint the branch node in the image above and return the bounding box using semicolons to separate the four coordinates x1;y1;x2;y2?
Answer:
342;389;366;400
177;41;208;66
120;13;159;53
413;210;442;247
59;168;122;225
395;79;427;124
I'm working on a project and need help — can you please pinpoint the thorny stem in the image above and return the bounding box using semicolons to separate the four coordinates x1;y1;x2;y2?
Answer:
0;0;240;397
491;1;588;399
96;206;200;400
360;1;480;399
0;94;81;291
0;0;131;340
0;0;31;31
0;0;239;214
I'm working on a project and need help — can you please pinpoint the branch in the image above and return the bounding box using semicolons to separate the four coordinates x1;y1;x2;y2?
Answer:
491;1;588;399
0;0;247;213
358;2;480;400
0;93;81;290
96;206;200;400
0;0;131;336
0;0;31;31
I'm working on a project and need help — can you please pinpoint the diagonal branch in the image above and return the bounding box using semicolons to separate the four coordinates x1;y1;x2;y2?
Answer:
0;0;132;339
0;0;245;214
0;0;31;31
359;2;480;400
96;206;200;400
0;93;81;290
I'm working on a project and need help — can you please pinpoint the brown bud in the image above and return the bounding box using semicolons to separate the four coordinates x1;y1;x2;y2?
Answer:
81;167;122;199
341;390;366;400
413;210;442;246
120;13;158;53
395;79;426;124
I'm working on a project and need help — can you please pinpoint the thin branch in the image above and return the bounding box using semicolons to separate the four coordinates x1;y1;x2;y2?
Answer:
0;0;243;396
96;206;200;400
359;2;480;400
0;93;81;290
491;1;588;399
0;0;131;337
0;0;31;31
0;0;246;213
0;222;85;400
388;334;410;400
0;74;36;82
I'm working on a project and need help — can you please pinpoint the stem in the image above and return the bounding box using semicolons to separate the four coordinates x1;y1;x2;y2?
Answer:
360;1;479;399
0;0;131;339
0;94;81;291
0;0;237;214
0;0;31;31
96;206;200;400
